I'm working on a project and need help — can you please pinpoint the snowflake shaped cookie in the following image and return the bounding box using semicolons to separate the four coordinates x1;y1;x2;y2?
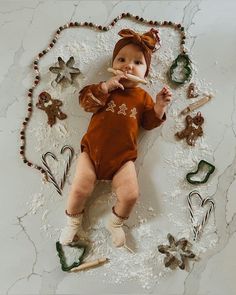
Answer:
158;233;196;270
49;56;81;84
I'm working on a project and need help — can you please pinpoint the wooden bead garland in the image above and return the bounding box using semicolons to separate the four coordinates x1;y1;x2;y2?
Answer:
20;13;188;180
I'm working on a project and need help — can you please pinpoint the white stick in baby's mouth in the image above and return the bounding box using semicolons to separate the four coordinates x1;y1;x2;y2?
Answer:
107;68;147;84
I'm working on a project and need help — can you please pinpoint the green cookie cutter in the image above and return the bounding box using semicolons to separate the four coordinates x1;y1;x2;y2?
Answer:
186;160;215;184
169;54;192;85
56;241;86;271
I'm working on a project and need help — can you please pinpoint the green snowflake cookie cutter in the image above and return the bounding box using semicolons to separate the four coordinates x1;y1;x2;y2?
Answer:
56;241;86;271
169;54;192;85
186;160;215;185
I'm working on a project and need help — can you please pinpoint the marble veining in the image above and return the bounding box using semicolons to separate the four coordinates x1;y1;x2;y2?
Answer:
0;1;235;294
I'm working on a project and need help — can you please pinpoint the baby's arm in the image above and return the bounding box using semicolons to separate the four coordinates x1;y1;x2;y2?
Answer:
79;83;110;113
154;86;172;119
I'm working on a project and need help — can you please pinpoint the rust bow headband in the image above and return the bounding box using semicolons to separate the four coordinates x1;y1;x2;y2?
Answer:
118;28;161;52
112;28;161;76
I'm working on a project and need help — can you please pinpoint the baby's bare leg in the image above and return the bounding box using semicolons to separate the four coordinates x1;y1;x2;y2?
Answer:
60;152;96;245
112;161;139;218
66;152;97;214
106;161;139;247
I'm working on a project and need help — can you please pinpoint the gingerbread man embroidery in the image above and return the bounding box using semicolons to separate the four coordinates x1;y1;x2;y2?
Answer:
130;107;137;119
175;112;204;146
36;91;67;127
106;100;116;112
117;103;128;115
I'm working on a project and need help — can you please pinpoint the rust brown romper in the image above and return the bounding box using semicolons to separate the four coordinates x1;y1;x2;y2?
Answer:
79;83;166;180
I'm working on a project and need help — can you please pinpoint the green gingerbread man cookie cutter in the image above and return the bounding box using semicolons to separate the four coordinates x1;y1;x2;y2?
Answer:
186;160;215;185
169;54;192;85
56;241;86;271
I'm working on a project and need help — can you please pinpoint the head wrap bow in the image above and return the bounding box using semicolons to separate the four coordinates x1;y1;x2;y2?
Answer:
112;28;161;76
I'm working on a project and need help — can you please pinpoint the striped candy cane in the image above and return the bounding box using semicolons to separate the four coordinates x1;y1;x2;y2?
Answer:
187;190;215;241
42;152;62;196
187;190;200;240
195;198;215;240
60;145;74;190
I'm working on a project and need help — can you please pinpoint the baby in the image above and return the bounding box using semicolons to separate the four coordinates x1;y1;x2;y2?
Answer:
60;28;172;247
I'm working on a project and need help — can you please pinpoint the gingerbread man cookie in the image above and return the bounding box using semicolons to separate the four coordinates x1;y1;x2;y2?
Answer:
36;92;67;127
175;112;204;146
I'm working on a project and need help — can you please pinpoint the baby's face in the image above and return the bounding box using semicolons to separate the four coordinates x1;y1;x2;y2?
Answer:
112;43;147;88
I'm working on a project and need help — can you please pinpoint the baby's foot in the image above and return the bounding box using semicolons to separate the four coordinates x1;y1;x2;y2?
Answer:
59;215;83;245
106;212;126;247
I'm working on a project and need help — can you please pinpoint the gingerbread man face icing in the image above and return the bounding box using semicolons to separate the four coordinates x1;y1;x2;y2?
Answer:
175;112;204;146
36;92;67;127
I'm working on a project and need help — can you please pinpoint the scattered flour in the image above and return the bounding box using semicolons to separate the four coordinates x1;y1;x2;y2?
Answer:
25;18;218;290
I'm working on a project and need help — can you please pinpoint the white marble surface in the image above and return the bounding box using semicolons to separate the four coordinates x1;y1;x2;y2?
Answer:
0;0;236;294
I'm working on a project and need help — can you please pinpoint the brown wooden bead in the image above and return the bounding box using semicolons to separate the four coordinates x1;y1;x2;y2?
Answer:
75;22;79;26
56;30;60;34
181;41;185;45
28;108;32;112
84;22;88;26
28;93;32;97
177;24;181;28
20;145;24;150
149;20;153;25
122;13;126;17
23;122;27;125
98;25;102;29
89;22;93;27
154;21;158;25
23;159;27;163
59;26;63;30
20;151;24;155
27;163;32;167
25;117;29;121
70;22;74;27
20;131;24;135
135;16;139;20
140;17;144;22
111;22;115;26
33;61;38;65
103;27;108;31
28;103;32;107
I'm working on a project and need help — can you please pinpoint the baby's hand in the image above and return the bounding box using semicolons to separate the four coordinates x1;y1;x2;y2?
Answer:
103;73;127;92
154;86;172;118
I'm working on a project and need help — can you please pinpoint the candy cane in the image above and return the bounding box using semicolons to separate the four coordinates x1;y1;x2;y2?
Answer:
42;152;62;195
195;198;215;240
187;190;200;240
187;190;215;241
60;145;74;190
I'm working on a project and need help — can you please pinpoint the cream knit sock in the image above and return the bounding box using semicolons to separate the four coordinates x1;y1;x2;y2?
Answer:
106;212;126;247
59;214;83;245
